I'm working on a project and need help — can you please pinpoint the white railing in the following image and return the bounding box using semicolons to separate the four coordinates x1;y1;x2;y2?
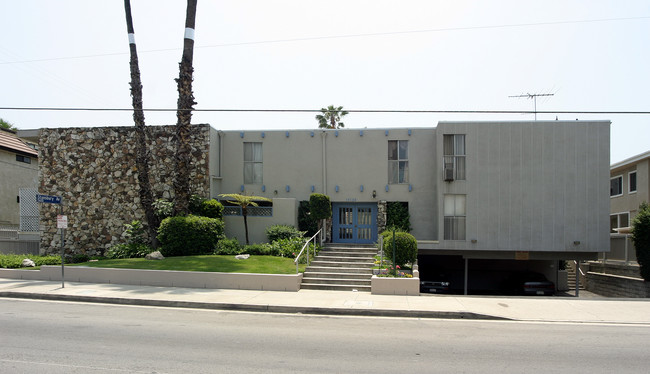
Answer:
294;229;321;274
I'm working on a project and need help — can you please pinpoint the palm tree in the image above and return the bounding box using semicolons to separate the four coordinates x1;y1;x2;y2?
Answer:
316;105;349;129
173;0;198;216
123;0;159;247
219;193;271;245
0;118;17;132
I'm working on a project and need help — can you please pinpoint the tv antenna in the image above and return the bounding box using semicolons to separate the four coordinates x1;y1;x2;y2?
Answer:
509;93;554;120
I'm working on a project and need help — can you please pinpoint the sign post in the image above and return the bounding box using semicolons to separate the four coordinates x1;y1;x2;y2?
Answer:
36;194;65;288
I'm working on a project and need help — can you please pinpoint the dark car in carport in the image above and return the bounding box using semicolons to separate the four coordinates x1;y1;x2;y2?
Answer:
501;271;555;296
420;273;451;294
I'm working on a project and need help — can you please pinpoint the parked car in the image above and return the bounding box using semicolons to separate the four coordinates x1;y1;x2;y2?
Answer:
501;271;555;296
420;273;451;294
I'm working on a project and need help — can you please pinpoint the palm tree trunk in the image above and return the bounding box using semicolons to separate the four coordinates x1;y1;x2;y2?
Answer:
173;0;198;216
124;0;159;248
242;206;250;245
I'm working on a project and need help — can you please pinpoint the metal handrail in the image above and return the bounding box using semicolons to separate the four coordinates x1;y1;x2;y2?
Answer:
573;260;586;276
295;229;321;273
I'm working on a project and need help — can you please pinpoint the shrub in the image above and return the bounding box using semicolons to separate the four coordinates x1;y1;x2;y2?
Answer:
66;253;90;264
309;193;332;220
153;199;174;220
200;199;224;219
632;202;650;281
105;243;151;259
189;194;206;215
157;215;224;257
242;243;274;256
298;200;318;237
214;237;242;255
386;202;412;232
265;224;305;243
0;254;60;268
379;230;418;267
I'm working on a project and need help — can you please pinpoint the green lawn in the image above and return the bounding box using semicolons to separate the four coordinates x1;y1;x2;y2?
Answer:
70;255;306;274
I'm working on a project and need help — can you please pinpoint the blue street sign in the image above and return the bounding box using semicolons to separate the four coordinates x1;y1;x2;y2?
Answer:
36;194;62;204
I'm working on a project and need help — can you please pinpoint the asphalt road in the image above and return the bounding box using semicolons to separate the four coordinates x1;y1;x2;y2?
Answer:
1;298;649;373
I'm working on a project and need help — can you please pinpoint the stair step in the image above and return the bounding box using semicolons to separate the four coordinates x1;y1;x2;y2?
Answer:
303;271;370;279
310;260;374;268
305;266;373;274
300;277;371;286
300;283;371;292
315;255;375;263
318;251;377;257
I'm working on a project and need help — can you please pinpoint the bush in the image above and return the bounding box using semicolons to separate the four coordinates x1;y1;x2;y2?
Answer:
242;243;274;256
214;237;242;255
189;194;206;215
298;200;318;237
0;254;61;268
379;230;418;267
66;253;90;264
157;215;224;257
309;193;332;220
386;202;412;232
265;224;305;243
153;199;174;220
105;243;151;259
200;199;224;219
632;202;650;281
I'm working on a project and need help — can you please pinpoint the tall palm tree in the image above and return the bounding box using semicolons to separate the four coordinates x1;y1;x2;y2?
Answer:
123;0;159;247
173;0;198;216
219;193;271;245
315;105;349;129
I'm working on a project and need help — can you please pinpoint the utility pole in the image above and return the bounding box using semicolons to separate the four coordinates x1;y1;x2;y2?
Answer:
509;93;554;120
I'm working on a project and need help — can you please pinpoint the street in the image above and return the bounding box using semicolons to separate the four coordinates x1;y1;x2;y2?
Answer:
1;298;649;373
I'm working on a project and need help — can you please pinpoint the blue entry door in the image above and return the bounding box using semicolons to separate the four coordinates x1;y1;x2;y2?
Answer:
332;203;377;244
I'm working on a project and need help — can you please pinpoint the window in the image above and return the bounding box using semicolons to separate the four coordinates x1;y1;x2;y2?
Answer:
243;142;262;184
15;155;31;164
629;171;637;193
388;140;409;184
444;194;466;240
443;134;465;180
610;175;623;197
610;212;630;233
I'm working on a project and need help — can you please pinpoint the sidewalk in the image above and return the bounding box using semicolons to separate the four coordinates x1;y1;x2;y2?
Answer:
1;278;649;324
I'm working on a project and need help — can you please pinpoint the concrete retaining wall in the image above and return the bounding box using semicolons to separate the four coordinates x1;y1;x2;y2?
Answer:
0;266;303;292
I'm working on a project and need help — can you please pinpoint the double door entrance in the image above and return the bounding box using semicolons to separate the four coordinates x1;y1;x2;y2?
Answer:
332;203;377;244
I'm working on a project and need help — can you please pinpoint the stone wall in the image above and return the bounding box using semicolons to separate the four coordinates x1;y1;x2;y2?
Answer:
39;125;211;256
586;262;649;298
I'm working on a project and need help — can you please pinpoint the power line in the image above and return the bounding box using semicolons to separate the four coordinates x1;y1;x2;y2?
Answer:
1;107;649;115
1;16;648;65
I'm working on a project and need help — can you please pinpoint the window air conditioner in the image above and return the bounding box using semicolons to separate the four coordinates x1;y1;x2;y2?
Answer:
444;164;454;182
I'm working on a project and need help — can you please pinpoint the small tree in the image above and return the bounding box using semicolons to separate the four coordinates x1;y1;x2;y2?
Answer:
309;193;331;242
0;118;17;132
379;230;418;268
631;202;650;281
386;202;412;232
219;193;271;245
315;105;348;129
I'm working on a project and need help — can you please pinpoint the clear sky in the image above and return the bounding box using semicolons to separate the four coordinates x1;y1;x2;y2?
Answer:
1;0;648;163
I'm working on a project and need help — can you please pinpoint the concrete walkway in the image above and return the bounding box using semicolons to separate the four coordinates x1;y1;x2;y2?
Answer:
1;278;649;324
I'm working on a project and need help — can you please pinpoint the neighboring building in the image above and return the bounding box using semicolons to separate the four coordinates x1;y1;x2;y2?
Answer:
0;128;38;227
609;150;650;233
36;120;611;292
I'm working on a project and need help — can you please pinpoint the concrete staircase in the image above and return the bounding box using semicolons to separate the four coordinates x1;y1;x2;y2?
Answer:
300;244;377;292
567;261;585;290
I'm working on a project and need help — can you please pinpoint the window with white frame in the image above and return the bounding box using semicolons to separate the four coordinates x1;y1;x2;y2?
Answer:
629;171;637;193
443;134;466;180
388;140;409;184
244;142;263;184
610;212;630;233
610;175;623;197
444;194;466;240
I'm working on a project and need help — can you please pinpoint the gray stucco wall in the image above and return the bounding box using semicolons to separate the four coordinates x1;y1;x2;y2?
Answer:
212;128;438;240
436;121;611;253
0;149;38;225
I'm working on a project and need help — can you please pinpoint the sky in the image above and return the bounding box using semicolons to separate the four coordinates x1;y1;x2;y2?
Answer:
1;0;648;163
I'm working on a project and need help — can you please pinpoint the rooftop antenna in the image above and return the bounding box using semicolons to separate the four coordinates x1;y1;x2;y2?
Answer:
509;93;554;120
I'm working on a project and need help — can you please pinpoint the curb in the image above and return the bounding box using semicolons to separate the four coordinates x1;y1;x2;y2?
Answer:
0;291;509;321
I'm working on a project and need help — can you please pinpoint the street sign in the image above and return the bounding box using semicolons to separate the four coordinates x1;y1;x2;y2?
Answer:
57;215;68;229
36;194;62;204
